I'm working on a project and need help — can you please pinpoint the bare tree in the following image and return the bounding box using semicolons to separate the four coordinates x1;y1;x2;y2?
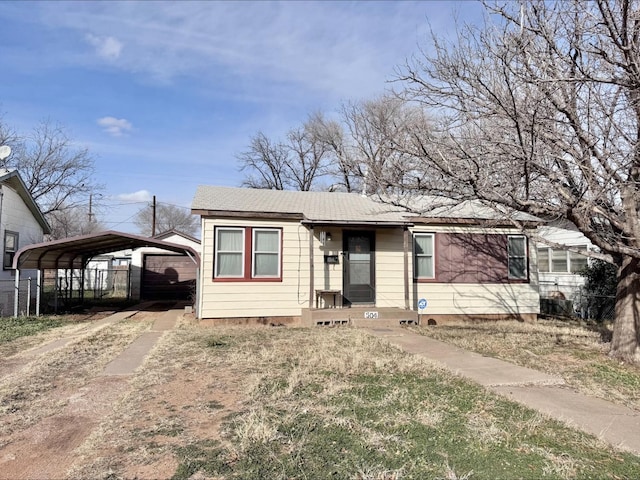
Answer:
134;202;199;237
238;116;331;191
397;0;640;362
238;132;288;190
305;111;358;192
339;94;426;195
2;120;101;216
47;205;106;240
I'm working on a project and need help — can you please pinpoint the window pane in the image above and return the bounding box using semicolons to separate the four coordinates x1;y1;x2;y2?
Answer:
509;258;526;279
415;235;433;255
551;249;568;272
570;251;588;273
414;234;434;278
508;236;527;279
255;230;279;252
218;230;242;251
537;248;549;272
349;261;370;284
255;253;278;276
508;237;525;256
416;256;434;278
217;252;242;276
5;233;16;251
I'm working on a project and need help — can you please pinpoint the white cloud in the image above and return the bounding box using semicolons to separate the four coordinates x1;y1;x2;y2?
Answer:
97;116;133;137
38;2;478;102
86;33;123;60
116;190;152;203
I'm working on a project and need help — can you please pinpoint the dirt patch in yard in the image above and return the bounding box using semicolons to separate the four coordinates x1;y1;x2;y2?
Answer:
1;311;243;479
0;376;129;479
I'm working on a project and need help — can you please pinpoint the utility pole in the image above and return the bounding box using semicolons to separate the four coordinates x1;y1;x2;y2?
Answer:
88;194;94;222
152;195;156;237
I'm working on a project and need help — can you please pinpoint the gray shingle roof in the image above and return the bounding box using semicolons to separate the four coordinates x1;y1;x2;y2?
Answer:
192;186;410;224
191;186;541;225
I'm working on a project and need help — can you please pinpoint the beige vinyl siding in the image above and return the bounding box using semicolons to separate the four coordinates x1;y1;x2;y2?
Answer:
313;228;342;300
198;220;540;319
413;283;540;315
374;228;406;308
199;218;310;318
410;226;539;316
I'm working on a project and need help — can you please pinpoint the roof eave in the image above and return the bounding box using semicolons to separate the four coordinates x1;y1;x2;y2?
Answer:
192;209;304;220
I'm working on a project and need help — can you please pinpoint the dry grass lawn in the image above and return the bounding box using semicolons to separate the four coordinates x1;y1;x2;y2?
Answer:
413;318;640;410
1;313;639;479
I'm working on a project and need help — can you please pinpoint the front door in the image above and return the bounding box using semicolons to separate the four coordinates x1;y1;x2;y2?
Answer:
343;231;375;305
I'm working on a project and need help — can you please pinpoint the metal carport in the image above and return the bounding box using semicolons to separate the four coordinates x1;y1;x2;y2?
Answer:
12;230;201;317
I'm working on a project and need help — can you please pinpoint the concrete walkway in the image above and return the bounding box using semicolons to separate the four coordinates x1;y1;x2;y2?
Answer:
366;326;640;456
101;308;182;376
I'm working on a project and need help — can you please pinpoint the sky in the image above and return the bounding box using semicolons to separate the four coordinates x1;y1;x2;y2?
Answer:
0;1;484;235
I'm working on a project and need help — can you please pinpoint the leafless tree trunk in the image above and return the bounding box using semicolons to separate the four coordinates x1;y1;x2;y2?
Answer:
397;0;640;362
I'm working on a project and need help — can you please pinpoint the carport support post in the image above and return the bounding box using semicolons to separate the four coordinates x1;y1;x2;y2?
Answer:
36;270;41;316
13;269;19;317
54;273;58;314
80;267;85;303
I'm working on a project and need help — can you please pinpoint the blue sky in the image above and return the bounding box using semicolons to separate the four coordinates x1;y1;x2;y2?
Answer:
0;1;483;234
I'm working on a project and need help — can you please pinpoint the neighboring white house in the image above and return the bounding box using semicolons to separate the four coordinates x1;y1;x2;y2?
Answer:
0;169;51;315
536;222;594;302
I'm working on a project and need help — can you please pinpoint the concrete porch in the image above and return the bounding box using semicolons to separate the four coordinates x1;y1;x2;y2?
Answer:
301;306;419;327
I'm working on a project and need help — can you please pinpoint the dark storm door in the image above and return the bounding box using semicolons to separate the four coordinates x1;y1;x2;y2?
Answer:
343;231;375;305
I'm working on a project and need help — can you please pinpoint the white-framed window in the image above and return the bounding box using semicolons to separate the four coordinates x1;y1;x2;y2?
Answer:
507;235;527;279
215;227;245;278
414;233;435;279
252;228;281;278
214;226;282;280
537;245;588;273
3;231;18;270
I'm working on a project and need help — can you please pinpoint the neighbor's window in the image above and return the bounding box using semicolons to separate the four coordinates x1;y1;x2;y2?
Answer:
215;227;244;277
569;249;588;273
507;235;527;279
414;233;435;279
214;226;282;281
3;231;18;270
537;247;550;273
252;228;281;277
537;245;588;273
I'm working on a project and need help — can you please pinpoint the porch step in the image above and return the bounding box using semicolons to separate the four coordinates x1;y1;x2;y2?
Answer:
301;306;419;328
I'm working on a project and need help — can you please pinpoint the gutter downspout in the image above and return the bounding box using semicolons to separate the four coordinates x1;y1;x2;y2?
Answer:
403;227;410;310
309;226;314;308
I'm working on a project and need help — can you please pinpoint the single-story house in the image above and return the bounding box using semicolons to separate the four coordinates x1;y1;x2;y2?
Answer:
191;186;541;326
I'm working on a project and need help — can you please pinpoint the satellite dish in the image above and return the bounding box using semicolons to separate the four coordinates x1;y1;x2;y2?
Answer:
0;145;11;161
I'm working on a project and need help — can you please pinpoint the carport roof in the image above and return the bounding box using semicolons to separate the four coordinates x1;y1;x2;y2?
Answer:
14;230;200;270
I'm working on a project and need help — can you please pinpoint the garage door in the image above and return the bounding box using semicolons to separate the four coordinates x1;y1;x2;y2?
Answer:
142;254;196;300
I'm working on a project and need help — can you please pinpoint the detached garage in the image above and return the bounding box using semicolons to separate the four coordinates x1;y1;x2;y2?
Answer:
141;254;196;300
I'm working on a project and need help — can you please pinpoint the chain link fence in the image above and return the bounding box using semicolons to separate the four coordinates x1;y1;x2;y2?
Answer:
0;277;37;317
41;267;131;313
539;280;615;321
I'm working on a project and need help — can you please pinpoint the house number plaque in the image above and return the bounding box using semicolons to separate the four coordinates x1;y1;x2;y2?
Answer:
364;311;379;319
